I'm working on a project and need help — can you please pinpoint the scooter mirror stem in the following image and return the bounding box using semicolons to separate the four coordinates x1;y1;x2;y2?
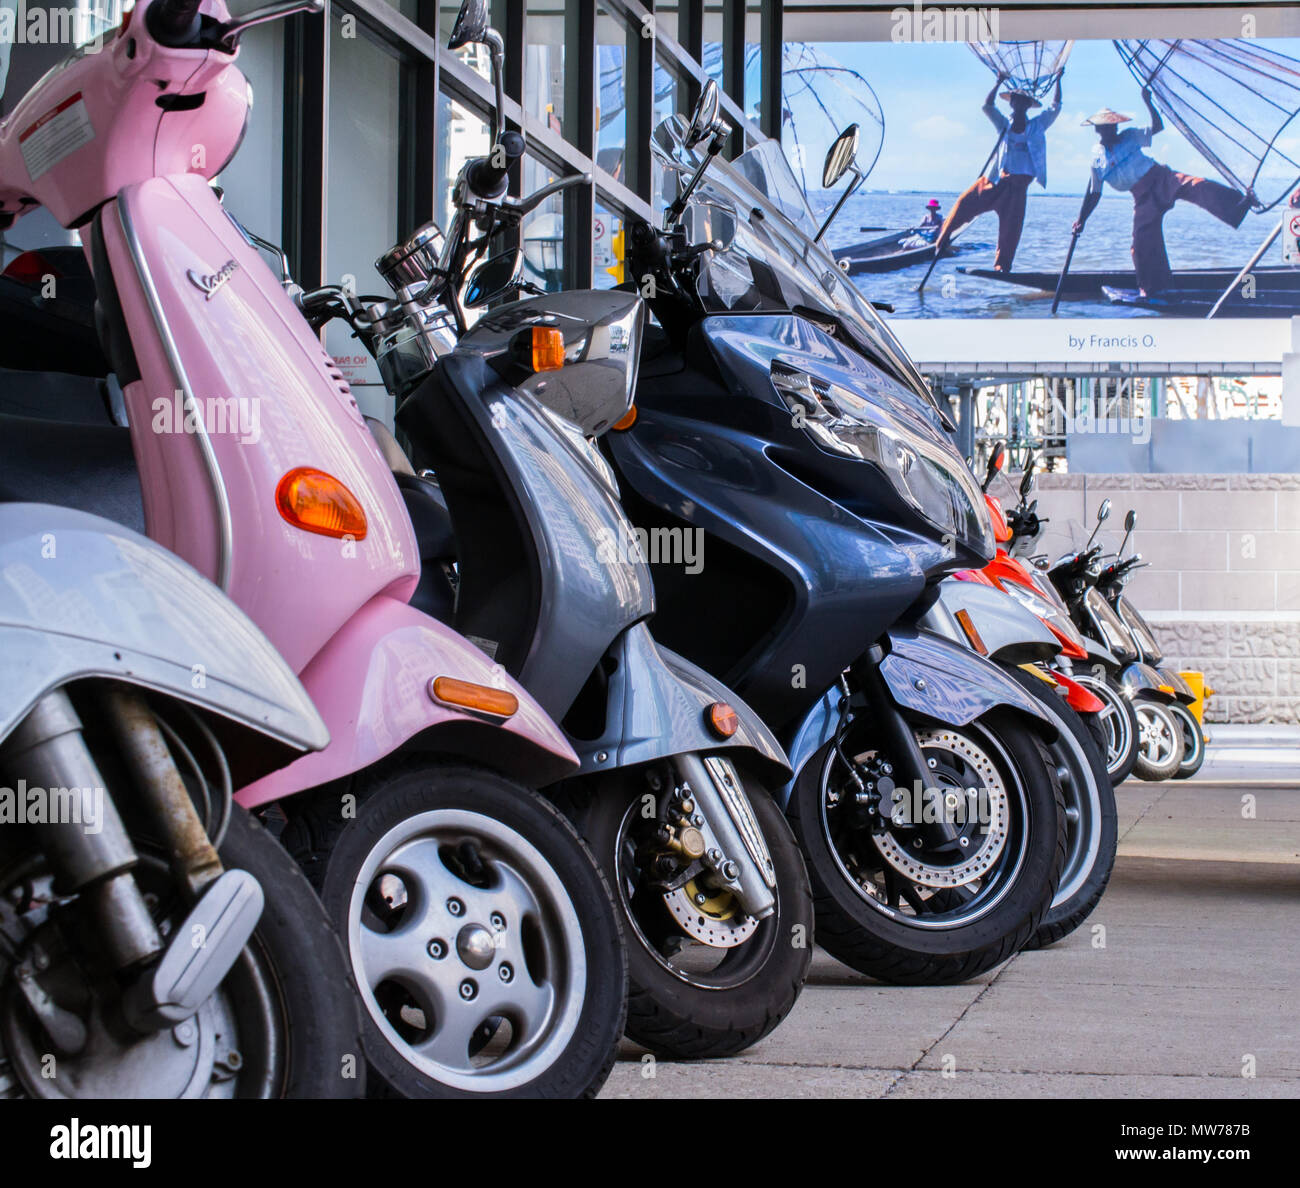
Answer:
813;164;864;243
663;123;731;231
218;0;322;47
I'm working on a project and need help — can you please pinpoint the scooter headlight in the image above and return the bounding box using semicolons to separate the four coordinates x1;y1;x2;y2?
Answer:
770;363;989;549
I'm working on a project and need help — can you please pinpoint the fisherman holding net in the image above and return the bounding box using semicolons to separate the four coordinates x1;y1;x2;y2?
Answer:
1074;86;1255;296
930;71;1062;272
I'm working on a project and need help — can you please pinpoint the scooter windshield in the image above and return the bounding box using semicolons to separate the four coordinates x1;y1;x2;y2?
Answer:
650;116;941;420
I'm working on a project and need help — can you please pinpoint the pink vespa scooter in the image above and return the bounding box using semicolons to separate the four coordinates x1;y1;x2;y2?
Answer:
0;0;626;1098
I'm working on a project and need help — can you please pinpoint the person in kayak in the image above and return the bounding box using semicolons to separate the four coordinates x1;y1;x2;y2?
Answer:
902;200;944;248
1074;90;1255;295
930;71;1062;271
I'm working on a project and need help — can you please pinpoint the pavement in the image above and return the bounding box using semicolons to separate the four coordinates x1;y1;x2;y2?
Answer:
600;728;1300;1099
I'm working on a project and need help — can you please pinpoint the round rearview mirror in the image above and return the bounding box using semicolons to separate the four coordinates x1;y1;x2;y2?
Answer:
1125;509;1137;531
822;124;860;190
685;79;723;149
1097;498;1112;523
464;249;522;308
448;0;489;49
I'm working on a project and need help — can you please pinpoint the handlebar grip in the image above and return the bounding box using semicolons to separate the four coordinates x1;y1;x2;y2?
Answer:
147;0;204;46
466;131;525;199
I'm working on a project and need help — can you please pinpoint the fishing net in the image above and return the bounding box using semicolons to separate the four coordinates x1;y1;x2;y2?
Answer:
778;42;886;205
1116;39;1300;212
968;40;1074;99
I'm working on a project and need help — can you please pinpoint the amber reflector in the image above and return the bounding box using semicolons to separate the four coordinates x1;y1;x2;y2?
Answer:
612;405;638;431
531;326;566;372
706;702;739;738
430;677;519;718
955;608;988;655
276;468;367;539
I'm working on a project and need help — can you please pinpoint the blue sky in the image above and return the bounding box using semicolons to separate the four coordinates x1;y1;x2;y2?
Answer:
823;38;1300;195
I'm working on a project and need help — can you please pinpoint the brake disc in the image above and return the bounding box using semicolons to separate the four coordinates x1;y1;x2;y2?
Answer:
869;728;1010;888
662;880;757;948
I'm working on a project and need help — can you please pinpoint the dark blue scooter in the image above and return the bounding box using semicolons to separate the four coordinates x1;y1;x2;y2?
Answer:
599;91;1067;984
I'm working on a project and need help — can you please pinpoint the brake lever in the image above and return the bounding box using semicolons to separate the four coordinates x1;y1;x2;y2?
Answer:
217;0;322;48
509;172;593;217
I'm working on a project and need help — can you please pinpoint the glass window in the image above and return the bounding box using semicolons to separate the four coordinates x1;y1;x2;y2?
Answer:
215;20;284;245
521;156;567;292
653;54;680;127
703;4;724;85
593;198;624;289
744;4;762;124
436;91;492;234
595;5;628;183
325;14;405;406
524;0;566;140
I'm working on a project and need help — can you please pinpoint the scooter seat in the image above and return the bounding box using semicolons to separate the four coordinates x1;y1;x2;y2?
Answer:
0;411;144;532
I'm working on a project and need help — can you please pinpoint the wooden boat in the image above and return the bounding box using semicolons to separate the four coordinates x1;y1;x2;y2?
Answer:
958;264;1300;309
834;223;970;274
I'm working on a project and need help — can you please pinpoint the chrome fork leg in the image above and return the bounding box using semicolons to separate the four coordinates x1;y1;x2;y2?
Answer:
100;687;223;899
1;690;162;969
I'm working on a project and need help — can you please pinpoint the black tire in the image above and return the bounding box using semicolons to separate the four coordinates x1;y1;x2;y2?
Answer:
219;808;366;1098
562;770;813;1059
1132;698;1185;781
0;806;364;1099
788;710;1066;985
1003;671;1118;949
1073;673;1139;786
282;760;627;1098
1169;701;1207;779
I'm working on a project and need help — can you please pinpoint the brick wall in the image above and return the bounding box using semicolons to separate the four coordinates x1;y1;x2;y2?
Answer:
1028;473;1300;723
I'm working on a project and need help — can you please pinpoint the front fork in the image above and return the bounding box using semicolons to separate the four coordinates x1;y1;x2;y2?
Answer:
644;753;777;922
1;687;262;1044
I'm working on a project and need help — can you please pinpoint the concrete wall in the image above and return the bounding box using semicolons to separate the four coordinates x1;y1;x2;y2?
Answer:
1030;473;1300;724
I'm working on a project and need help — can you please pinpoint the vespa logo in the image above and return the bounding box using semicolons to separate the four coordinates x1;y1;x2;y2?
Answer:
187;259;239;301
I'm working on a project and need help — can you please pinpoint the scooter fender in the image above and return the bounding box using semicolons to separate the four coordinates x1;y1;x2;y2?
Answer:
1158;666;1197;704
881;627;1056;733
237;594;579;807
0;504;327;769
923;580;1062;664
779;628;1057;809
572;622;791;783
1118;661;1177;704
1083;637;1120;674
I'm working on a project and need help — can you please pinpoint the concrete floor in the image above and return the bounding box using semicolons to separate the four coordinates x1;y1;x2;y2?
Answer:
601;732;1300;1098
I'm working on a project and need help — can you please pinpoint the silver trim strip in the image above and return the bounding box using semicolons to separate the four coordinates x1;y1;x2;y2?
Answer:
116;191;234;591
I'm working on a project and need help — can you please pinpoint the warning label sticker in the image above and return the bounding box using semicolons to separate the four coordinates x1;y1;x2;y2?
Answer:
19;92;95;181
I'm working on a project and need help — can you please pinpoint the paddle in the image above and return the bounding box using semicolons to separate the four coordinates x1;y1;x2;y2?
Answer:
1051;191;1092;315
916;128;1005;294
1206;214;1284;319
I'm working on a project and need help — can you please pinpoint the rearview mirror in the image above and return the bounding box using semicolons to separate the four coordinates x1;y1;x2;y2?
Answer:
1097;498;1112;523
1125;509;1137;531
685;80;724;149
464;249;522;308
448;0;489;48
983;441;1005;490
822;124;860;190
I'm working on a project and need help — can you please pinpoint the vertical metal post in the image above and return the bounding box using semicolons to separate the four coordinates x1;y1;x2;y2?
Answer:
283;6;328;288
759;0;781;141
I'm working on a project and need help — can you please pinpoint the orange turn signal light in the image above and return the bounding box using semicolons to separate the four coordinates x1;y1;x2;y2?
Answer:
954;608;988;655
1158;683;1176;695
706;702;739;738
531;326;566;372
612;405;638;431
276;467;368;540
429;676;519;718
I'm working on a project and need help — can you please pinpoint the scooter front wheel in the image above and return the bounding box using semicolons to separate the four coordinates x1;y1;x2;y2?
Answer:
789;710;1066;985
561;769;813;1059
283;761;627;1098
1072;673;1140;786
1168;701;1207;779
0;808;364;1099
1132;700;1185;781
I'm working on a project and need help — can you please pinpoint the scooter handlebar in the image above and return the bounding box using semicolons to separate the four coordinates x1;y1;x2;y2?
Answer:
466;131;525;200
